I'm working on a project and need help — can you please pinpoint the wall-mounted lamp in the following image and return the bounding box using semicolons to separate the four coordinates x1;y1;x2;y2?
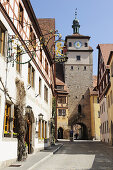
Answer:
38;113;43;120
25;105;32;113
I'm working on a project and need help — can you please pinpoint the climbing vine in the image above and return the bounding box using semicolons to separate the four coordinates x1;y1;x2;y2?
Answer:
52;97;56;118
15;78;26;161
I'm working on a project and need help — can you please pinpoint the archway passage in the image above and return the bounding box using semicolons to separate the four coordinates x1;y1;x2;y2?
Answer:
58;127;63;139
73;123;88;140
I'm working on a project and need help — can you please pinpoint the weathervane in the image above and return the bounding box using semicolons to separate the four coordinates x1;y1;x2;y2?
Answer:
75;8;77;19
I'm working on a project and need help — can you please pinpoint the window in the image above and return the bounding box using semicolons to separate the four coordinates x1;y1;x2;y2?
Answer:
32;34;36;52
45;122;47;138
31;67;35;87
28;63;35;88
97;97;99;103
40;48;42;63
69;42;72;47
39;77;41;95
76;56;81;60
110;91;112;105
44;85;48;102
82;95;84;99
71;66;73;70
13;106;18;134
84;66;86;71
85;43;88;47
98;111;100;118
58;109;66;116
56;85;64;90
18;3;23;27
0;24;5;56
78;104;81;113
45;59;48;74
108;95;110;108
58;97;66;104
16;45;21;73
29;26;36;52
4;103;11;133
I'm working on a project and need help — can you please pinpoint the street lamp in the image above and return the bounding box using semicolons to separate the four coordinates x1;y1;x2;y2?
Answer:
38;113;43;120
25;105;32;113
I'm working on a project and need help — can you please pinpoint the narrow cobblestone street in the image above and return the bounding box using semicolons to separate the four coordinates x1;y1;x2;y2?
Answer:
33;141;113;170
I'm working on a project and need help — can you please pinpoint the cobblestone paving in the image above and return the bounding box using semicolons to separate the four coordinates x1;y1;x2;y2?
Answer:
34;141;113;170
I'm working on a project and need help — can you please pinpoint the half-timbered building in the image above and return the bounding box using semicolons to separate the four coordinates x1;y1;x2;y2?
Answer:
0;0;55;167
97;44;113;143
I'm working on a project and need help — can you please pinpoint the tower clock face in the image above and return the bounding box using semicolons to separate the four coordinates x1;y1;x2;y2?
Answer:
74;41;82;49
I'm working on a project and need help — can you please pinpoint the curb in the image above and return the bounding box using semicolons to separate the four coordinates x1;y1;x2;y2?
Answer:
28;144;63;170
53;143;63;154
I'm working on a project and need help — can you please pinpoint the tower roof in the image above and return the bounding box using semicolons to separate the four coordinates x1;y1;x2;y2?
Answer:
97;44;113;65
65;33;90;41
72;9;80;34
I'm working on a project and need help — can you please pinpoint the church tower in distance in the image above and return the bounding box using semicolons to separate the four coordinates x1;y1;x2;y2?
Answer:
64;11;93;139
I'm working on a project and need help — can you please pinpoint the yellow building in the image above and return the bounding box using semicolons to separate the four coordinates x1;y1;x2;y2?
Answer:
106;51;113;145
90;76;100;140
55;77;69;139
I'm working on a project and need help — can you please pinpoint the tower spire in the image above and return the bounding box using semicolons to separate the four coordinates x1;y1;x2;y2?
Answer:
72;9;80;34
75;8;77;19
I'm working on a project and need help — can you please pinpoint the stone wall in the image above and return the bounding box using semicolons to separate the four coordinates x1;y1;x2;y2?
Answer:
64;62;93;138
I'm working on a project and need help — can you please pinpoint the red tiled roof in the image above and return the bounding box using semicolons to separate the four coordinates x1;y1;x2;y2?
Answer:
37;18;55;58
97;44;113;65
55;77;69;94
65;33;90;40
56;78;65;85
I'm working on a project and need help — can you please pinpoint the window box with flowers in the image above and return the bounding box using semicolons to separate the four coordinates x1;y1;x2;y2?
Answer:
4;132;18;138
4;131;11;138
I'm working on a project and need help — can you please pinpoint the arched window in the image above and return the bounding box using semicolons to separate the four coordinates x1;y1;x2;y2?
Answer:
78;104;81;113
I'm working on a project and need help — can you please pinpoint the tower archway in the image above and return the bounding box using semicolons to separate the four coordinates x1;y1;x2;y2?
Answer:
73;123;88;140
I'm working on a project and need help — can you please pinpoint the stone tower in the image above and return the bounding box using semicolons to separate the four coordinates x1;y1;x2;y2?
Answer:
64;13;93;139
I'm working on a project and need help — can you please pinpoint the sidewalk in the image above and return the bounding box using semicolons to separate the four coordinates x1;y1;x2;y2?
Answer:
2;143;63;170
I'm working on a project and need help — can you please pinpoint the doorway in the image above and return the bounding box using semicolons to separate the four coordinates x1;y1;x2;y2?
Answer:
58;127;63;139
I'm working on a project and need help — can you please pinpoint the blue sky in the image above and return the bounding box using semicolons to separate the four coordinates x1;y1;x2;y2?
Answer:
30;0;113;75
